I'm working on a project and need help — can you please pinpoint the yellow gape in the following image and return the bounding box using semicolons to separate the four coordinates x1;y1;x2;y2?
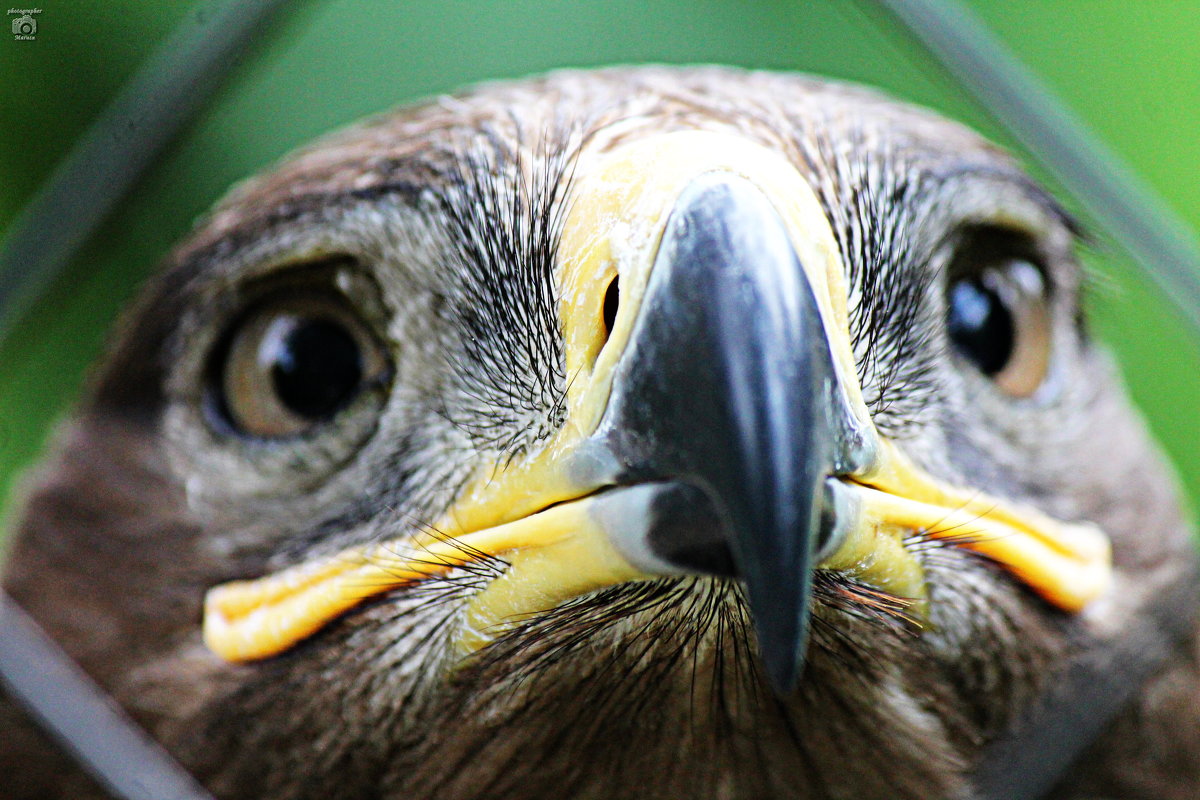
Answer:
203;131;1111;664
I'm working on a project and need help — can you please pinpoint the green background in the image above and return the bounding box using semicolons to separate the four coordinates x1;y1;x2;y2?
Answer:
2;0;1198;549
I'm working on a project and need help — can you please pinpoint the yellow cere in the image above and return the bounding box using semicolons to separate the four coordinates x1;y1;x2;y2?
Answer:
202;131;1113;665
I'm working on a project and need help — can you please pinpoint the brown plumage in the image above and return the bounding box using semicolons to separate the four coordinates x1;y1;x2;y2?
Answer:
2;66;1198;800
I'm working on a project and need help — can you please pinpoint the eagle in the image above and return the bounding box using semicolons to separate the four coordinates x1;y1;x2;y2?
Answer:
2;66;1198;800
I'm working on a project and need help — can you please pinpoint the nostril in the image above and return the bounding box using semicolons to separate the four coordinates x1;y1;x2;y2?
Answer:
602;275;620;341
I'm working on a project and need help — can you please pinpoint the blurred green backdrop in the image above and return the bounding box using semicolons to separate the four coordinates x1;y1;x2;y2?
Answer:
1;0;1198;549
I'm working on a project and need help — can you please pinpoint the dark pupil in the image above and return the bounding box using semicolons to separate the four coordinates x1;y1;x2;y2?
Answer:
947;278;1014;376
269;318;363;419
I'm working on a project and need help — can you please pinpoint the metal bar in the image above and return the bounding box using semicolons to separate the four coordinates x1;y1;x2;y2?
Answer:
0;591;217;800
862;3;1200;796
868;0;1200;339
0;0;306;344
970;565;1200;800
0;1;313;797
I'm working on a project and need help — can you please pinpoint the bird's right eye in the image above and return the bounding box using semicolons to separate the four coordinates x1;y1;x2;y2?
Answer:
212;293;389;439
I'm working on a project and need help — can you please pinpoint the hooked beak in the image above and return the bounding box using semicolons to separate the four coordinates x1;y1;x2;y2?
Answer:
584;173;865;687
202;132;1111;691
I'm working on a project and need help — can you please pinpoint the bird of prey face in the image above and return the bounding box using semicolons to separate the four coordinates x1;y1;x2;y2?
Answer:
2;67;1198;800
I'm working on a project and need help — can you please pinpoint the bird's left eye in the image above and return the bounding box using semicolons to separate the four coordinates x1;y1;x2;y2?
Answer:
946;253;1052;398
212;293;389;438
